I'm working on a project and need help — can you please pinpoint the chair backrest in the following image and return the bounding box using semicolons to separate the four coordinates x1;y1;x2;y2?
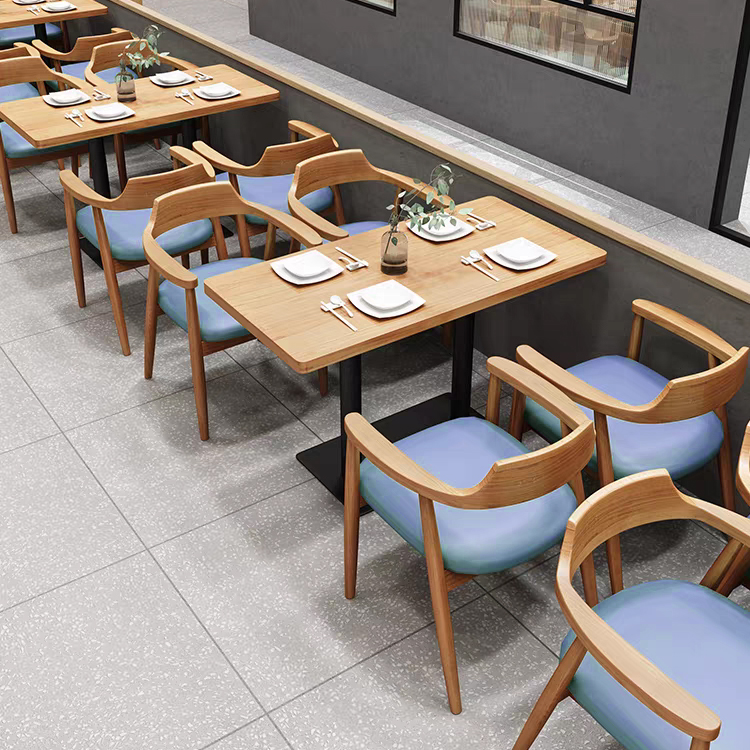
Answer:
345;357;595;510
143;181;323;289
85;40;192;82
0;55;81;90
32;27;133;63
0;43;40;62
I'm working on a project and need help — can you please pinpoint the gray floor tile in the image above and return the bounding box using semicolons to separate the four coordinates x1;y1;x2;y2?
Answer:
67;370;320;545
536;175;673;232
0;348;58;454
272;595;617;749
211;718;289;750
0;553;260;750
5;304;239;430
0;248;146;344
0;435;141;611
154;480;482;709
248;333;486;442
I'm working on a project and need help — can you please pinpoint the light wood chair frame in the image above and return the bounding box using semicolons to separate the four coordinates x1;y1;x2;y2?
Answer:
143;180;328;441
0;53;87;233
191;119;344;260
84;40;207;190
60;146;218;356
517;299;749;594
514;468;750;750
288;148;445;242
31;27;134;69
344;356;597;715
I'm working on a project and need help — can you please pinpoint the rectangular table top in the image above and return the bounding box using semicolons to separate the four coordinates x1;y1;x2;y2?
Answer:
0;63;279;148
0;0;107;29
204;195;607;374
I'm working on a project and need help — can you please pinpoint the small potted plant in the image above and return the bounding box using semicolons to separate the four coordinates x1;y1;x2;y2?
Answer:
382;163;472;275
115;24;163;102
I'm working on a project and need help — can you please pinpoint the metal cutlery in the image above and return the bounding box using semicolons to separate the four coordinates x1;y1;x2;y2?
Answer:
461;256;499;281
71;109;84;124
330;294;353;318
193;70;213;81
27;6;40;14
175;91;194;106
92;88;110;101
181;87;195;101
321;301;358;331
335;246;368;270
468;211;496;228
469;249;494;270
64;112;83;128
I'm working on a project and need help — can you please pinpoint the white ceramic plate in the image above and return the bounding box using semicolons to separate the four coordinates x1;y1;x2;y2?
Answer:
271;251;342;285
282;250;332;279
84;103;135;122
42;2;76;11
408;218;474;243
13;0;42;6
484;239;557;271
348;281;425;319
150;71;195;87
359;279;413;311
43;90;90;107
193;83;240;100
420;218;464;238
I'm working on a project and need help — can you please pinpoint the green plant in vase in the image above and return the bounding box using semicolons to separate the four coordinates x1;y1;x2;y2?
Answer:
382;163;472;275
115;24;163;102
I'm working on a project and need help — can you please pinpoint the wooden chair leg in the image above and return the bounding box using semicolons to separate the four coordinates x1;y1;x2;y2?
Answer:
114;134;127;191
57;159;65;171
317;367;328;396
71;153;79;177
63;191;85;307
344;437;361;599
512;639;585;750
152;138;161;150
509;391;527;440
716;546;750;596
689;740;711;750
0;152;18;234
263;224;277;261
144;267;160;379
181;254;190;269
100;258;130;356
186;289;209;440
420;495;462;714
288;238;300;255
716;413;736;512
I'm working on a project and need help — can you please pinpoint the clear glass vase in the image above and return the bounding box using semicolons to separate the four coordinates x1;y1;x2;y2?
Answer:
116;77;136;103
380;229;408;275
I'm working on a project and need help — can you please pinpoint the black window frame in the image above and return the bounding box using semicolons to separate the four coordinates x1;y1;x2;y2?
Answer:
453;0;642;93
346;0;397;16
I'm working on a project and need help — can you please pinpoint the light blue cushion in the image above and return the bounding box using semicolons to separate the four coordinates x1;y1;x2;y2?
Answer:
0;24;61;48
158;257;261;342
76;206;214;263
61;62;121;83
216;172;333;225
340;220;388;235
1;121;77;160
360;416;577;575
525;355;724;480
561;580;750;750
0;82;38;104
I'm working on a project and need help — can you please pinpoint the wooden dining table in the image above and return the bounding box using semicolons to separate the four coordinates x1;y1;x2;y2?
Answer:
0;63;279;198
0;0;107;45
204;195;607;501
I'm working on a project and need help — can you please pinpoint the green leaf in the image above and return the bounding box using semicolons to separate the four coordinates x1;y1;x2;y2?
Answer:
391;236;398;246
458;207;473;214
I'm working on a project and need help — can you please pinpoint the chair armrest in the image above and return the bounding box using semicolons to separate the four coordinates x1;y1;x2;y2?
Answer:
287;200;349;241
288;120;328;139
633;299;737;361
168;145;215;175
143;223;198;290
242;200;324;247
737;421;750;506
516;344;640;419
31;39;64;58
192;140;250;174
59;169;117;209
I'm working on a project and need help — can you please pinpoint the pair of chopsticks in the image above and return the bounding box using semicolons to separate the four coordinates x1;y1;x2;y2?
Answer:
321;301;358;331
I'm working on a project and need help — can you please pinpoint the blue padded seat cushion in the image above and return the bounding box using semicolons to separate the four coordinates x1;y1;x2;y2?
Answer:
525;355;724;480
359;416;577;575
0;82;38;104
76;206;214;263
340;220;388;235
158;257;261;342
47;64;135;92
1;121;79;160
561;580;750;750
0;24;61;47
216;172;333;225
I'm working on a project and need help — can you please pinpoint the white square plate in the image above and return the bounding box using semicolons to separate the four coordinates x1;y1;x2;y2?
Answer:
271;251;342;285
407;217;474;243
84;103;135;122
193;84;240;100
150;71;196;87
348;281;425;319
484;238;556;271
43;90;90;107
42;2;76;11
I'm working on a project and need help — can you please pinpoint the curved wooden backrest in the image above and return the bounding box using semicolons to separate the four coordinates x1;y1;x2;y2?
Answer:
0;55;82;89
85;40;192;82
556;469;750;743
345;357;595;510
737;421;750;507
32;27;133;62
0;43;40;61
143;181;323;289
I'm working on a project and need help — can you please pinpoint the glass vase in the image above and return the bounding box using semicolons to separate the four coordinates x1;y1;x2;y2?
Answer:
380;229;408;275
116;78;136;103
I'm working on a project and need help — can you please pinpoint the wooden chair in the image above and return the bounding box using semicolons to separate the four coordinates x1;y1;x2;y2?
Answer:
0;55;87;233
0;43;43;104
514;468;750;750
60;146;218;356
344;357;596;714
288;148;441;248
143;181;329;441
191;120;342;260
84;40;204;190
517;299;748;595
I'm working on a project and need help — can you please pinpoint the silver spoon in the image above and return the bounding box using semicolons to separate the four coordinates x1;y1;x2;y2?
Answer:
181;87;194;100
330;294;353;317
469;249;493;270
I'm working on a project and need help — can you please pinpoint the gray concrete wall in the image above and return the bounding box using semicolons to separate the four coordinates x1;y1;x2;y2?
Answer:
249;0;749;229
87;3;750;509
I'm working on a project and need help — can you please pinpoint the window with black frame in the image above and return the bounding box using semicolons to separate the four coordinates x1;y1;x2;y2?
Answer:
456;0;639;89
348;0;395;12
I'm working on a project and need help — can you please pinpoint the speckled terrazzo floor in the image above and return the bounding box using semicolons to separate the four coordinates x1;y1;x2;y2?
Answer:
3;7;750;750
